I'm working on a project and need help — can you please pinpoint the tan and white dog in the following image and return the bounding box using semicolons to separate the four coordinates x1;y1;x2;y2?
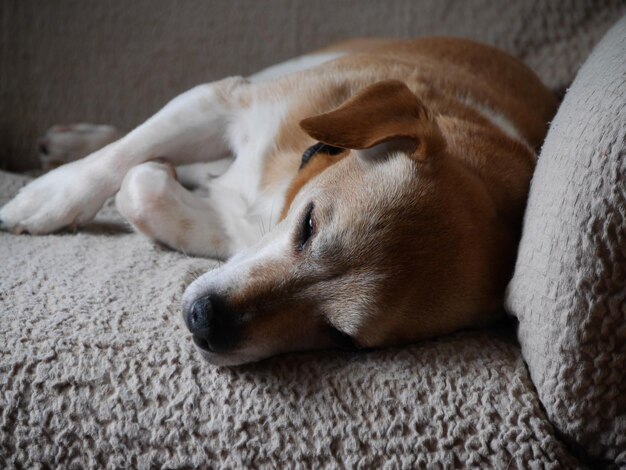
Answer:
0;38;557;365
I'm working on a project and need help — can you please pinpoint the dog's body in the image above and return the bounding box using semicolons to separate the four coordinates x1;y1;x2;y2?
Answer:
0;38;557;365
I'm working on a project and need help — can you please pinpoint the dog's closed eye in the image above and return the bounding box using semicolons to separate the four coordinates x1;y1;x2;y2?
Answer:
296;202;315;252
300;142;344;169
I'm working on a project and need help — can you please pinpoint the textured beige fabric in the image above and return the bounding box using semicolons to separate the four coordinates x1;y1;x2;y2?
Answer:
1;1;624;467
1;0;625;171
505;15;626;466
0;170;581;468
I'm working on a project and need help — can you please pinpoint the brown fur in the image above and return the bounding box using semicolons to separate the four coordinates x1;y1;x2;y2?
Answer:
259;37;555;200
280;152;347;219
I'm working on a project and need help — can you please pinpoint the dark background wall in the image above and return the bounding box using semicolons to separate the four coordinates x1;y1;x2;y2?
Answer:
1;0;623;171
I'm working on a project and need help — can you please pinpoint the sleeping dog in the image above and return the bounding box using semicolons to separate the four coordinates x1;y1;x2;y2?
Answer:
0;38;557;365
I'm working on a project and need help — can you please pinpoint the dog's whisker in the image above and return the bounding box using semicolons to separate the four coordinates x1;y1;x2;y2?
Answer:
269;203;275;231
257;218;265;237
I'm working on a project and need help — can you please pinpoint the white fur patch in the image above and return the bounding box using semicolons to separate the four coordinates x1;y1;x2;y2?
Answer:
212;97;291;251
249;53;345;83
459;95;531;150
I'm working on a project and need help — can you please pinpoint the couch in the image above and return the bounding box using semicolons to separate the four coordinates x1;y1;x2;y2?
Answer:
1;1;624;468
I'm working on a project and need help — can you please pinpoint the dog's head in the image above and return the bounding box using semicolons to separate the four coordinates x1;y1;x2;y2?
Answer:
182;80;513;365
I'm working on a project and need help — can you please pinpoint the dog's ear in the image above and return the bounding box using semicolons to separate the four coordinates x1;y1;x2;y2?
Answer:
300;80;445;162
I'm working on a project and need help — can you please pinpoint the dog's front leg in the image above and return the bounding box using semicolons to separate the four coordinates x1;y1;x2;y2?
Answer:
0;77;247;235
115;161;236;258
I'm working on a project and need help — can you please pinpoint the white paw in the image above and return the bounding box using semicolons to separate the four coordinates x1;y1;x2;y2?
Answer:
38;123;120;170
0;159;111;234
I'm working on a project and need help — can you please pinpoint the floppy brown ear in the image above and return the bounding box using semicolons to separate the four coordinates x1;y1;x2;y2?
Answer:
299;80;444;161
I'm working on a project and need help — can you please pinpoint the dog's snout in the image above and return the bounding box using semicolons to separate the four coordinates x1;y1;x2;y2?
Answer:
184;295;240;353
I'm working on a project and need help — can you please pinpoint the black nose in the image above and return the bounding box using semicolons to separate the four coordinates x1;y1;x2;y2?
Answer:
184;295;240;353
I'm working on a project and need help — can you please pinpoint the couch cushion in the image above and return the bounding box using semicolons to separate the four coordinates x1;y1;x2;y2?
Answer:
505;15;626;466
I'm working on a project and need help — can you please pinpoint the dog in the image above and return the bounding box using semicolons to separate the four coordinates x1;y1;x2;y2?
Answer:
0;38;557;365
